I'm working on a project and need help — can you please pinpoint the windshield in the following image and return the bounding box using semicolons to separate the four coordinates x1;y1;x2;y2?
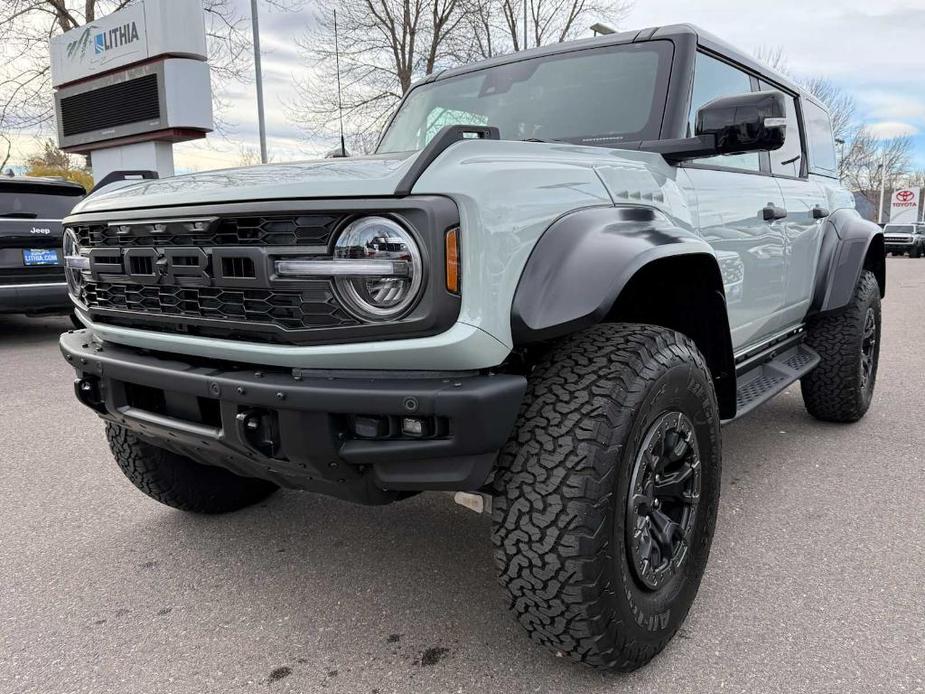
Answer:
885;225;914;233
377;41;673;153
0;184;84;219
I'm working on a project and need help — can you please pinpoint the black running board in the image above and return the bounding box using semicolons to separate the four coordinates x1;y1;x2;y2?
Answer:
728;343;820;421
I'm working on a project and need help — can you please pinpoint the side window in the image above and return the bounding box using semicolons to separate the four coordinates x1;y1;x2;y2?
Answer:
760;81;803;177
688;53;760;172
803;100;838;176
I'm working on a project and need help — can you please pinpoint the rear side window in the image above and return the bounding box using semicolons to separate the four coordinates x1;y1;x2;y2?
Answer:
803;100;838;176
759;81;803;177
688;52;759;172
0;184;84;219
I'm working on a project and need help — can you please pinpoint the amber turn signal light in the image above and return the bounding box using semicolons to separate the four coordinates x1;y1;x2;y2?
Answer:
445;227;460;294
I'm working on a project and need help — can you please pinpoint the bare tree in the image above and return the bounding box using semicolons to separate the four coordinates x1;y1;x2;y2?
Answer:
0;1;303;149
0;133;11;170
287;0;470;152
750;44;915;195
753;45;788;74
288;0;631;153
463;0;630;56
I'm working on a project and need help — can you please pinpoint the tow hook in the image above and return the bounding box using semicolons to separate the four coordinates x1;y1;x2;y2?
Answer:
235;408;282;459
74;377;106;413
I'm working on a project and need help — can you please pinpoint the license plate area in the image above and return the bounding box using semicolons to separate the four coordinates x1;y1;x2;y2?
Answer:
23;248;61;266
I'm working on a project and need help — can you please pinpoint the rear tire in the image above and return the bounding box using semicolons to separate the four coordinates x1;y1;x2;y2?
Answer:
106;424;278;513
491;324;721;671
800;270;881;422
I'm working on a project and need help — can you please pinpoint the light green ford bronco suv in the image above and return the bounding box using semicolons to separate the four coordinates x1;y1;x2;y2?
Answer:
61;25;884;671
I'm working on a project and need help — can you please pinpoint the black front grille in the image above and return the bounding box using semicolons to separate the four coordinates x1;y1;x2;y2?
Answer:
60;74;160;137
83;281;359;331
74;214;339;248
66;198;461;346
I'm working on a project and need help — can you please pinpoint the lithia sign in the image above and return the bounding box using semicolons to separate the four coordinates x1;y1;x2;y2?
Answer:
66;21;142;61
49;0;207;88
51;3;146;85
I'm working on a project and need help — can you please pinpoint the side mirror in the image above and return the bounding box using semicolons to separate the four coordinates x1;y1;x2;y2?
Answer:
695;90;787;155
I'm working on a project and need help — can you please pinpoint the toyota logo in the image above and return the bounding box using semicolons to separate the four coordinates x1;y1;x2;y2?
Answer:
896;190;915;202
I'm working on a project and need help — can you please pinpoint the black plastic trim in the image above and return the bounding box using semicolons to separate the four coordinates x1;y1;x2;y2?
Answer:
61;329;526;503
393;125;499;196
810;209;885;315
510;206;716;343
89;170;158;195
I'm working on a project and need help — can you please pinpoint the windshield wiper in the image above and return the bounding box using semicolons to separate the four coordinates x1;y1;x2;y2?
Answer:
0;212;38;219
521;137;568;144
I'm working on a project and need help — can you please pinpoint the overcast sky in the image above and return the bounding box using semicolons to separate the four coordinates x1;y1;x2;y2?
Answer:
174;0;924;172
12;0;924;172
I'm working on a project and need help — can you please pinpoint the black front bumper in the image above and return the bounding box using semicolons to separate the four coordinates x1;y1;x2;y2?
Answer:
0;281;70;314
60;330;526;504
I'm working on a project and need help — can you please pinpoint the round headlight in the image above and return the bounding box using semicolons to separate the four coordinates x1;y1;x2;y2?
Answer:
62;228;84;298
333;216;423;320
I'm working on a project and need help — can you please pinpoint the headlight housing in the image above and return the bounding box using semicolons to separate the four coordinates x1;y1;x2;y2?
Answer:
332;216;423;321
62;228;86;299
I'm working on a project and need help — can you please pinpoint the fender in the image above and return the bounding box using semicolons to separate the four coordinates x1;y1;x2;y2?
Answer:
811;209;885;315
511;206;719;343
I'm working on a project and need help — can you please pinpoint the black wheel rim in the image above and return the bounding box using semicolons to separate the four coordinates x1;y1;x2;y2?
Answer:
626;411;701;591
860;307;877;390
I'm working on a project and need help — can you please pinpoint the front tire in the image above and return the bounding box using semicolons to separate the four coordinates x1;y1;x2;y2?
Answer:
492;324;721;671
106;424;278;513
800;270;881;422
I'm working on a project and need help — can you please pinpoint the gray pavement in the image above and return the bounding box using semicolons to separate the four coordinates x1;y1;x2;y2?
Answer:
1;257;923;694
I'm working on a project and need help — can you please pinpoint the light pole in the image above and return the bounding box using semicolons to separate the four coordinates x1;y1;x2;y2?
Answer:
250;0;268;164
523;1;527;51
878;147;888;225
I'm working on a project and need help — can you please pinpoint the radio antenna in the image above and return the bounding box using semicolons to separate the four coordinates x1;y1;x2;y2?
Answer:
334;9;347;157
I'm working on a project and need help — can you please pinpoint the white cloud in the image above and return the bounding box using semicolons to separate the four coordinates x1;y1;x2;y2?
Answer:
866;122;920;139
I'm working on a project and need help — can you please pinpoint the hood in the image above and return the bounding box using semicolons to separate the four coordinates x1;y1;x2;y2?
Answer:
71;152;417;215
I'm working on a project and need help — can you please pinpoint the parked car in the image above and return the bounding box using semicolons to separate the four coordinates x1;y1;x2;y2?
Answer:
59;24;883;672
883;222;925;257
0;176;85;318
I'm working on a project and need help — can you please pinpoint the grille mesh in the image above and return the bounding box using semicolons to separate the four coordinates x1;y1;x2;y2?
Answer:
74;215;338;248
82;281;359;331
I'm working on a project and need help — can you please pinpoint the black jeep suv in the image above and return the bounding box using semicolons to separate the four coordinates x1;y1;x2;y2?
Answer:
0;176;85;316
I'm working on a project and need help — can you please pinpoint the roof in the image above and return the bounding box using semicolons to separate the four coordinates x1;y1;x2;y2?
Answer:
423;23;825;112
0;175;85;192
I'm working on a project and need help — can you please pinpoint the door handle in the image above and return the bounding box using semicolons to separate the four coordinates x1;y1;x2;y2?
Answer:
762;204;788;221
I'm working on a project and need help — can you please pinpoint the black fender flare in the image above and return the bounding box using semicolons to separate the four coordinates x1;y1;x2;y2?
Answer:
811;209;885;314
511;206;721;343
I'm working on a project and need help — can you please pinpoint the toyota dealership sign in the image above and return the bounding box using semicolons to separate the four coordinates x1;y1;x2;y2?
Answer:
890;188;921;223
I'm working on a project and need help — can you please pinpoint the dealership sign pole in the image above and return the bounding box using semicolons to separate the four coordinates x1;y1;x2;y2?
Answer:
889;187;922;224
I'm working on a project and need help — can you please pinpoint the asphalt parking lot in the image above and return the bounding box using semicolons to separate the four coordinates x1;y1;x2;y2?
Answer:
1;257;923;694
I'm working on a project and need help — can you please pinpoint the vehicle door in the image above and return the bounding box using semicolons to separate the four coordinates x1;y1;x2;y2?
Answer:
760;85;830;328
681;52;790;352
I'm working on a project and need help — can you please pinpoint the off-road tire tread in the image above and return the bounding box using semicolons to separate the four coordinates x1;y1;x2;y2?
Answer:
800;270;880;423
107;424;277;513
491;323;719;672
